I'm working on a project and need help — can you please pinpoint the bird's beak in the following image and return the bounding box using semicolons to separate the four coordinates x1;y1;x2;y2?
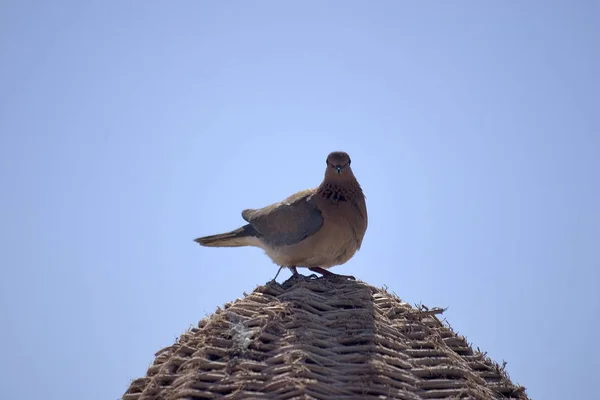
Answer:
336;166;343;174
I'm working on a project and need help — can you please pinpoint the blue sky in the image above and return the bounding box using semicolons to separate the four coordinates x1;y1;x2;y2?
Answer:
1;2;598;399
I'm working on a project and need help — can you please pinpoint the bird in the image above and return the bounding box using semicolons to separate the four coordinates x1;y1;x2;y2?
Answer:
194;151;368;280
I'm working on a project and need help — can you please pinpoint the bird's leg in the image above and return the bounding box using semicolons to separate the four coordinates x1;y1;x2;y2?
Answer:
288;266;305;281
309;267;356;280
272;265;301;281
271;266;284;281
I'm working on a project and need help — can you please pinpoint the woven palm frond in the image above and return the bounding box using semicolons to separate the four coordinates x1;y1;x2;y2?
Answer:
123;277;528;400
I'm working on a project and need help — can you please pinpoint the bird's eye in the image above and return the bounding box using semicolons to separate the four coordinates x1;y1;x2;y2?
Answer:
348;159;351;166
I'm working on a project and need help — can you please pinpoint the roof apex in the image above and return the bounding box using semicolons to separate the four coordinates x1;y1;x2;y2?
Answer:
123;276;528;399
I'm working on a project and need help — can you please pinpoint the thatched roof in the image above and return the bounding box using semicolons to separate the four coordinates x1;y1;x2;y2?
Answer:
123;276;528;399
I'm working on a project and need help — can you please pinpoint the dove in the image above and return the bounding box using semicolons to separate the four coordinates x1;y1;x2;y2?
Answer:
194;151;367;279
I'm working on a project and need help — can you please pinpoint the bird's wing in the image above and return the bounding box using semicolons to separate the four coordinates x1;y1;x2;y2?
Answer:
241;189;323;247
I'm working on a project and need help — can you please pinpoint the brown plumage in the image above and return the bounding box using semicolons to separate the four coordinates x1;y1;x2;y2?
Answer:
194;151;368;279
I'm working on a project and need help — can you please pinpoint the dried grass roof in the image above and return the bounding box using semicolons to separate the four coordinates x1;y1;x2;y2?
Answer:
123;276;528;399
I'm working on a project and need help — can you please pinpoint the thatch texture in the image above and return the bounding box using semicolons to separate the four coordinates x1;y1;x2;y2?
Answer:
123;276;528;399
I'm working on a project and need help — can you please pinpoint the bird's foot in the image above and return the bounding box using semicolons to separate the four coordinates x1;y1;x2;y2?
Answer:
287;266;305;280
308;267;356;280
271;266;304;282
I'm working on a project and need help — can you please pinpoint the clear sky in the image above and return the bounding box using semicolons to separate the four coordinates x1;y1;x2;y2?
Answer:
1;2;598;399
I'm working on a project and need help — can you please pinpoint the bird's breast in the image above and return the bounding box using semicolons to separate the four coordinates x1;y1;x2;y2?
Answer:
324;200;367;241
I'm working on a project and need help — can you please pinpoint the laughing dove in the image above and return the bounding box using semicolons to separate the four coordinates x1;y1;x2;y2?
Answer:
194;151;368;279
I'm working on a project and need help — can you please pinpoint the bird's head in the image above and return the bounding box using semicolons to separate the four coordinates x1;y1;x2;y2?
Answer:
325;151;354;180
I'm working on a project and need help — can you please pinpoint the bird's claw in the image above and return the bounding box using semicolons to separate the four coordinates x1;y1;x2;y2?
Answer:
328;273;356;280
307;266;356;280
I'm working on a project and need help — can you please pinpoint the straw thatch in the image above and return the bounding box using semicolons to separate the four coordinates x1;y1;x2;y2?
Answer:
123;275;528;399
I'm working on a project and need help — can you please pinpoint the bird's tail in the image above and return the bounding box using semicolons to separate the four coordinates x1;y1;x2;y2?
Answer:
194;224;259;247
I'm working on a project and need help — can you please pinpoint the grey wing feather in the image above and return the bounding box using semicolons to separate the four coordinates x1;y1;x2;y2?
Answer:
242;189;323;246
